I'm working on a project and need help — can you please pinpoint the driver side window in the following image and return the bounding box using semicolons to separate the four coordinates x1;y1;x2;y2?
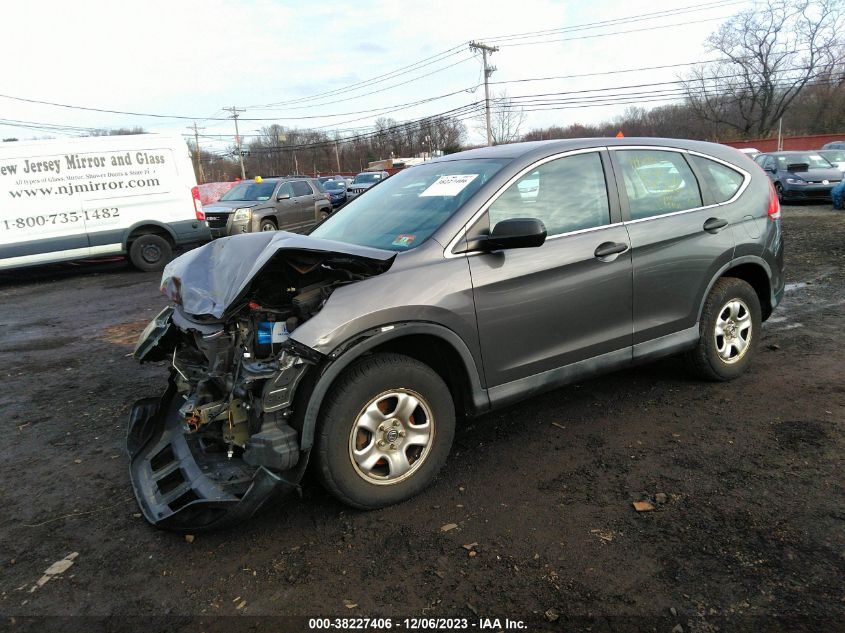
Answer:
487;152;610;236
276;182;292;199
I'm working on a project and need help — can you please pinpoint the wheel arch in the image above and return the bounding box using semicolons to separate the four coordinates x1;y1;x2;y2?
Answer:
295;323;489;451
124;221;177;250
699;256;774;321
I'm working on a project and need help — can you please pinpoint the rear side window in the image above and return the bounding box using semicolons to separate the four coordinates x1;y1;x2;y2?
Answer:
291;181;313;197
689;155;745;203
488;151;610;236
616;150;702;220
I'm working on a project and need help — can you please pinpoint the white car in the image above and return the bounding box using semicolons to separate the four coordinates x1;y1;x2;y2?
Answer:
818;150;845;173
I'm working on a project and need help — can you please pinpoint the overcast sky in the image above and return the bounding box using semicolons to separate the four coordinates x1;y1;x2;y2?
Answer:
1;0;751;151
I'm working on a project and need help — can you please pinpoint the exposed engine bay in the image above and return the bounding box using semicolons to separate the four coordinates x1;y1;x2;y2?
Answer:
126;233;395;531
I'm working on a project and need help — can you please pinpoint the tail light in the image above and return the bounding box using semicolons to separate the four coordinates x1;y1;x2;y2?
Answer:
191;186;205;221
767;182;781;221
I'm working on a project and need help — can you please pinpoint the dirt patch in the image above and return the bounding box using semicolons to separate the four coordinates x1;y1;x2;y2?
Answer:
0;206;843;629
99;320;150;346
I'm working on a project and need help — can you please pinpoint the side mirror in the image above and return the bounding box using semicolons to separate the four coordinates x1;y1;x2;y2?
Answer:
463;218;547;252
277;193;291;201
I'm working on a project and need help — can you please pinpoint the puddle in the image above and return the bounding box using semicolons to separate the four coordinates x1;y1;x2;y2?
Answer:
784;282;808;292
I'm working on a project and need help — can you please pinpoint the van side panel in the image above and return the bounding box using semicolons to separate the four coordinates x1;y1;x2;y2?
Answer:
0;134;208;270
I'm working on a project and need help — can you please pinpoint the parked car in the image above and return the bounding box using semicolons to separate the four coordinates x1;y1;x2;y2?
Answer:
822;141;845;150
346;170;389;201
129;137;784;531
0;133;208;272
818;149;845;172
202;177;331;238
753;151;843;203
321;178;348;209
737;147;761;158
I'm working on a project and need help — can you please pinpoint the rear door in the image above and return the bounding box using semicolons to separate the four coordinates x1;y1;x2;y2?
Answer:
610;148;736;352
466;149;633;392
289;180;316;231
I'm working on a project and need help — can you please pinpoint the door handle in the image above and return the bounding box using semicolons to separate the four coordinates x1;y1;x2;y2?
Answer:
594;241;629;258
703;217;728;233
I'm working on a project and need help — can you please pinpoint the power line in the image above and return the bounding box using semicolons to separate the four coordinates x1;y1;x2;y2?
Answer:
480;0;745;43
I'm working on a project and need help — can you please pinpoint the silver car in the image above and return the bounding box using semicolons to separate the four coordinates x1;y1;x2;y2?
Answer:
346;170;389;201
129;138;784;531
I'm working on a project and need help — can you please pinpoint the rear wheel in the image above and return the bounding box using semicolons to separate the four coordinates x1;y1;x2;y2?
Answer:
129;234;172;272
315;353;455;509
685;277;761;381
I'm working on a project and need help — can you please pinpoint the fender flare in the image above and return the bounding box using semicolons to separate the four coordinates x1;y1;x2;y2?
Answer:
298;321;488;451
696;255;773;322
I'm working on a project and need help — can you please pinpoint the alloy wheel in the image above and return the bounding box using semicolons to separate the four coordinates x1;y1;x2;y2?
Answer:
348;389;435;485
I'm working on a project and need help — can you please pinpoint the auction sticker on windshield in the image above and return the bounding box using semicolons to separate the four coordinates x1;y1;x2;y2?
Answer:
419;174;478;197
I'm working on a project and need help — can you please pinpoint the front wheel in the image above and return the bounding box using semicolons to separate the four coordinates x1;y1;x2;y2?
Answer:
315;353;455;509
685;277;762;381
774;182;784;204
259;219;277;232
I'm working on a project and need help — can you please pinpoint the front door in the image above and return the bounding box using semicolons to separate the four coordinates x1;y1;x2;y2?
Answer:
465;150;633;392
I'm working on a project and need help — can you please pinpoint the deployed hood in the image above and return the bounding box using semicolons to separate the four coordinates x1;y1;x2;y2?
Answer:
161;232;395;319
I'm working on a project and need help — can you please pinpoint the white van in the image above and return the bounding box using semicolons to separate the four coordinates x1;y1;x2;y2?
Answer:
0;133;209;271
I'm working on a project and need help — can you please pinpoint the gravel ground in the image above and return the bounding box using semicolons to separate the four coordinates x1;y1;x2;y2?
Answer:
0;205;843;633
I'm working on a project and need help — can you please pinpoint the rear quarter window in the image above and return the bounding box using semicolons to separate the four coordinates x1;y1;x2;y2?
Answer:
690;155;746;203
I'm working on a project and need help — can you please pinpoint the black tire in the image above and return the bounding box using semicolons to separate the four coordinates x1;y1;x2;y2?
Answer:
128;234;172;272
319;210;330;221
259;218;277;232
315;353;455;509
774;182;784;204
685;277;762;381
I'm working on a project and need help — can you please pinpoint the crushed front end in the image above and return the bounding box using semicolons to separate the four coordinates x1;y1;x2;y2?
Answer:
126;233;395;531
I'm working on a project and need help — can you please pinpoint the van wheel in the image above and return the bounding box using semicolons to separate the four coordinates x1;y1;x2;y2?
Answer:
685;277;761;381
259;219;277;232
129;234;172;272
315;353;455;509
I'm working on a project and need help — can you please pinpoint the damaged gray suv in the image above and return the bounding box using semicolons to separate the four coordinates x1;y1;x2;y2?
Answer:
129;138;784;531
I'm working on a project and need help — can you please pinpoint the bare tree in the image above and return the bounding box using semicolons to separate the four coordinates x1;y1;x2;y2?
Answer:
85;126;147;137
476;91;526;145
683;0;843;138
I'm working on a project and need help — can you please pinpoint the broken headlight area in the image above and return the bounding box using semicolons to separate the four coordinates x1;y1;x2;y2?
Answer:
128;307;319;532
127;234;396;531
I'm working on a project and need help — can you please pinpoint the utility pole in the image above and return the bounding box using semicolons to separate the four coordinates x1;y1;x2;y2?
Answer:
223;106;246;179
469;41;499;146
334;138;341;172
187;122;205;184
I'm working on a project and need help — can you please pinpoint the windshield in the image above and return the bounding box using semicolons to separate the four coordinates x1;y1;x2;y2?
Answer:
219;181;277;201
323;180;345;189
820;150;845;162
776;153;833;169
310;159;507;251
353;173;383;184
